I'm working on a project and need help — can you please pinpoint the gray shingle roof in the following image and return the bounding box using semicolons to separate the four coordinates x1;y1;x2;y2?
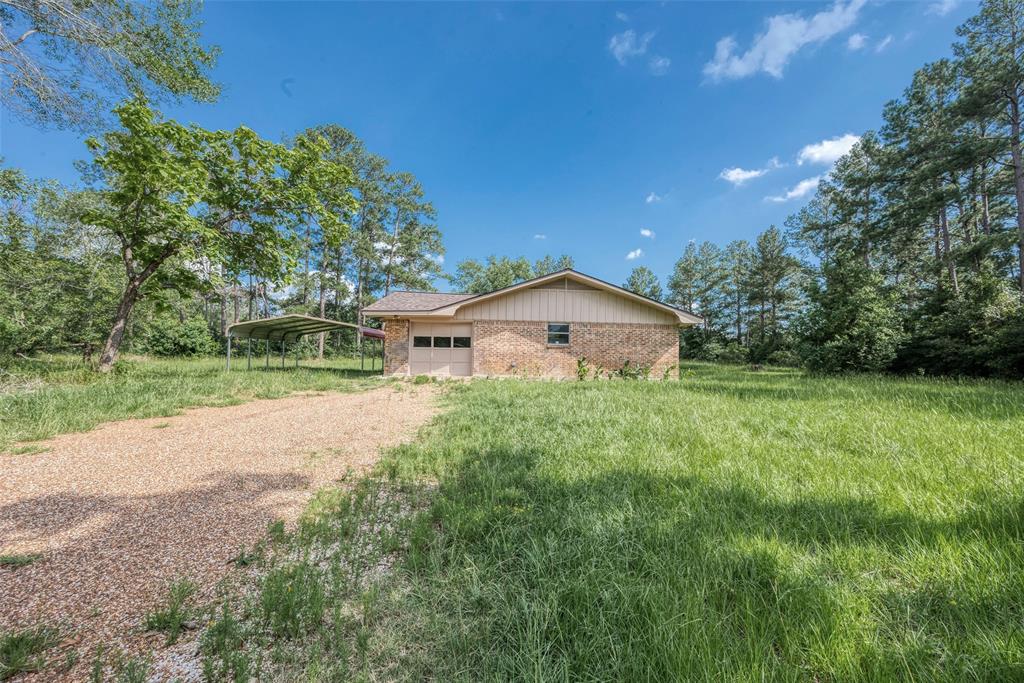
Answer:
362;291;475;312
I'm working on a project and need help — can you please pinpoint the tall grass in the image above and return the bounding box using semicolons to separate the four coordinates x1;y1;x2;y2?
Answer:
240;363;1024;680
0;355;380;452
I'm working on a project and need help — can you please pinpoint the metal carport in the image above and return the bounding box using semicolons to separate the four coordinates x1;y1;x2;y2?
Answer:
225;314;384;371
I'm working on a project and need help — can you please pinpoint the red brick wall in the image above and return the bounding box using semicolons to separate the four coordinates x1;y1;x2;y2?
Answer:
473;320;679;379
383;319;409;375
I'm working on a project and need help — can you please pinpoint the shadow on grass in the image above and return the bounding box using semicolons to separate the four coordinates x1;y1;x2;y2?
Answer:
682;374;1024;421
409;447;1024;680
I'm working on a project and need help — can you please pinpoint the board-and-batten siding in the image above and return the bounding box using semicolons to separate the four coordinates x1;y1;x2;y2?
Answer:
453;289;677;324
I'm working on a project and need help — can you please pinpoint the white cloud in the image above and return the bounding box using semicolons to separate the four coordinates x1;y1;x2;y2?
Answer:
626;248;644;260
719;166;769;186
649;56;671;76
703;0;866;81
926;0;960;16
426;253;445;264
847;32;867;50
609;29;654;65
766;176;821;202
616;11;629;22
797;133;860;165
645;191;662;204
533;233;547;240
640;228;655;238
875;34;893;52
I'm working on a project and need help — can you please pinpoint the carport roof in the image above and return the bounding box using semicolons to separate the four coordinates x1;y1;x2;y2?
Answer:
227;315;365;342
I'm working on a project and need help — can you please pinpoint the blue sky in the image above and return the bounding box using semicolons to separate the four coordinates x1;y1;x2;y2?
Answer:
0;0;977;291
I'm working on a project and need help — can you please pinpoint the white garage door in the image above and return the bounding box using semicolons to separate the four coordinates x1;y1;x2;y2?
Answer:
410;323;472;376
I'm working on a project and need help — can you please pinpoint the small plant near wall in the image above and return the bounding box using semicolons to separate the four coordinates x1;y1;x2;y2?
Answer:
662;363;678;381
592;364;604;381
616;360;652;380
576;357;591;382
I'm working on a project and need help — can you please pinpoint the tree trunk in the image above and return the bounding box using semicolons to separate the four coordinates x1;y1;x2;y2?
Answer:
735;291;742;343
219;294;228;338
356;257;364;353
98;282;141;373
317;271;327;360
939;205;959;295
1009;92;1024;300
335;245;343;351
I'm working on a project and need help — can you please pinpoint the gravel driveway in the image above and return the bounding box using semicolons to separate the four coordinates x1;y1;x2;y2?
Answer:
0;383;437;676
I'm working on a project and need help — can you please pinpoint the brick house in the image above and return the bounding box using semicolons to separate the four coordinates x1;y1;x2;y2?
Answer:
360;269;702;379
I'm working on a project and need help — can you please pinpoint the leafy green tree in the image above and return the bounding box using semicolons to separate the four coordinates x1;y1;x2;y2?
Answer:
745;226;801;363
956;0;1024;298
534;254;574;276
0;169;122;356
83;98;356;371
623;266;663;300
723;240;753;344
450;255;534;293
377;171;444;295
0;0;220;130
667;242;699;312
796;256;905;373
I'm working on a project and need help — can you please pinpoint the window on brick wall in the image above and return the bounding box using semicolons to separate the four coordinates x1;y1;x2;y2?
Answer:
547;323;569;346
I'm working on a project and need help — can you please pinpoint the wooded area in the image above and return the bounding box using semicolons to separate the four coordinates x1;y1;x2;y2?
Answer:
3;0;1024;378
618;1;1024;377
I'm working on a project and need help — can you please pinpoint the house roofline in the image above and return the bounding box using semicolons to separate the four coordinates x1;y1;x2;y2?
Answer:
361;269;703;325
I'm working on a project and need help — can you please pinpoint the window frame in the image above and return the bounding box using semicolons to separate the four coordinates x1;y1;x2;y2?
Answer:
547;322;570;347
432;336;452;348
412;336;432;348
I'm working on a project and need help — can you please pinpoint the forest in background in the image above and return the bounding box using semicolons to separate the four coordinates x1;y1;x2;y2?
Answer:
626;0;1024;378
2;0;1024;378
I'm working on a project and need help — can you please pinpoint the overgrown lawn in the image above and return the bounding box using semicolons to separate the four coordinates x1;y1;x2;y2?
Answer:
0;354;380;452
212;364;1024;680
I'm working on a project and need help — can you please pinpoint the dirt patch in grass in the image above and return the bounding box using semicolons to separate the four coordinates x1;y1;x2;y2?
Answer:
0;383;438;680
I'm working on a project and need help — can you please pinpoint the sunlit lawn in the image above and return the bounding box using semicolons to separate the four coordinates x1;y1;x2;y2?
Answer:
250;363;1024;680
0;354;381;453
4;356;1023;680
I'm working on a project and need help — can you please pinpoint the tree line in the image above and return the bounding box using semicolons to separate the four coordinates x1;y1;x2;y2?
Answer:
621;0;1024;378
0;1;446;370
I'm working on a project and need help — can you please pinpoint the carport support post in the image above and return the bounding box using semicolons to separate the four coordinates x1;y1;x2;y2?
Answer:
265;339;270;369
380;338;384;374
280;339;286;368
295;341;299;368
226;334;231;370
247;339;252;370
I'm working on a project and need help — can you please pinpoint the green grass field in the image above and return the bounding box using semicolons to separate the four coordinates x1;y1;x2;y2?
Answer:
0;354;381;453
211;363;1024;681
4;358;1023;680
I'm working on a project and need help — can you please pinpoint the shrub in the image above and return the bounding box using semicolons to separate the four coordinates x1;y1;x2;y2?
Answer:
138;315;218;357
795;256;904;374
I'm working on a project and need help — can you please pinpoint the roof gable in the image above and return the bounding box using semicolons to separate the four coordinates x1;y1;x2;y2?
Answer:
441;270;702;325
360;269;702;325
